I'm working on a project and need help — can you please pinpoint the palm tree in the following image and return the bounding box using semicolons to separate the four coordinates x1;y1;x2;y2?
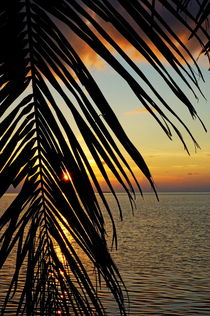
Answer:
0;0;209;315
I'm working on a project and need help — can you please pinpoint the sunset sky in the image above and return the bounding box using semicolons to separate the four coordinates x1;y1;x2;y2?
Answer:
76;58;210;192
8;70;209;194
6;2;210;194
61;2;210;193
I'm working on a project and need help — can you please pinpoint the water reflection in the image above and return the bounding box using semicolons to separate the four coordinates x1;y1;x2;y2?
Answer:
1;193;210;315
105;193;210;315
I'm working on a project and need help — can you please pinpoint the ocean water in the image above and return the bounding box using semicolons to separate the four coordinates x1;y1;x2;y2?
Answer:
0;193;210;315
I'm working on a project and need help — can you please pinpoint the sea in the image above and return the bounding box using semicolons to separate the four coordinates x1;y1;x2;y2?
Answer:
0;192;210;315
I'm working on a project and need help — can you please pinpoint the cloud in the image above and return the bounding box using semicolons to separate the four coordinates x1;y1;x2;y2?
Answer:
124;106;157;115
63;0;210;71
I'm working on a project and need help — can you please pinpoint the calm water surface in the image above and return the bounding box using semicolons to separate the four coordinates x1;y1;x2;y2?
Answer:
1;193;210;315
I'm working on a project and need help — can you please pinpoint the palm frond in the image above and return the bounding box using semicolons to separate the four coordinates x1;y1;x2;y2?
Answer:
0;1;209;315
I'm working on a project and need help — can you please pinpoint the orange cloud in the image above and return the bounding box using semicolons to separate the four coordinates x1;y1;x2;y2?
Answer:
124;106;157;115
64;2;209;71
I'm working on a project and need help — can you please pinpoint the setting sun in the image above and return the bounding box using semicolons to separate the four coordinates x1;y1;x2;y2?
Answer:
62;171;72;182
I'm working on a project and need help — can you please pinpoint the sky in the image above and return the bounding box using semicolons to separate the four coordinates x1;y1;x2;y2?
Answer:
6;1;210;194
65;2;210;193
76;59;210;193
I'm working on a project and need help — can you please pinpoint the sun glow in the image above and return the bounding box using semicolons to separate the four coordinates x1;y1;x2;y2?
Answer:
62;171;72;182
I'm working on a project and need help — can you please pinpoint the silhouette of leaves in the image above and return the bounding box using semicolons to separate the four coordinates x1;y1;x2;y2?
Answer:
0;1;209;315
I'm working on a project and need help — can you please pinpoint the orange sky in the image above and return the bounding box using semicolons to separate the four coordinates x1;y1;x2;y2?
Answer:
60;5;209;193
72;53;210;193
6;5;210;194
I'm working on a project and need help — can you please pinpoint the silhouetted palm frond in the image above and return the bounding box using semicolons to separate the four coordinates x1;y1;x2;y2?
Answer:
0;1;209;315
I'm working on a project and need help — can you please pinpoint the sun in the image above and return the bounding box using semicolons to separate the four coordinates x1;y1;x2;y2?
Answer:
62;171;72;182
